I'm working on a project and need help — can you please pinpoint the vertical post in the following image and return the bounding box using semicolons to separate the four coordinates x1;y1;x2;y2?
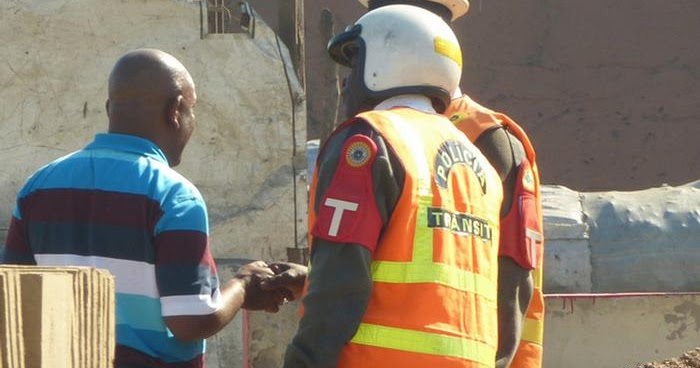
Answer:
295;0;305;90
280;0;309;265
318;9;341;143
278;0;305;89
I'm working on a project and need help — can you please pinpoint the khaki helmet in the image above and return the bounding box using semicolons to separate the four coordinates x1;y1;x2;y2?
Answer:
327;4;462;112
357;0;470;21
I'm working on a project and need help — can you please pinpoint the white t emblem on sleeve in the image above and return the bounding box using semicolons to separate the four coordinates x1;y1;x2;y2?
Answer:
324;198;359;236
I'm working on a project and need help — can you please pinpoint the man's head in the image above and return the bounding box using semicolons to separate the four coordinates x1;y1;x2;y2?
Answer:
359;0;470;22
106;49;197;167
328;5;462;117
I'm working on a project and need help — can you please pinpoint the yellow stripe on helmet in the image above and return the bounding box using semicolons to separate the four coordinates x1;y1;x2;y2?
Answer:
434;37;462;67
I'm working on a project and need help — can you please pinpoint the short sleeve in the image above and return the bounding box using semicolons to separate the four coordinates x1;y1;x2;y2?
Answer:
154;196;220;316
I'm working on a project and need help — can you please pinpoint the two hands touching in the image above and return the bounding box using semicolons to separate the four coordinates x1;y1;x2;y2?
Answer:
234;261;308;313
163;261;307;341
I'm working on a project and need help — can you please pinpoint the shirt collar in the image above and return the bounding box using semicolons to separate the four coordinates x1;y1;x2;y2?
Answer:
85;133;169;164
452;87;463;100
374;95;437;114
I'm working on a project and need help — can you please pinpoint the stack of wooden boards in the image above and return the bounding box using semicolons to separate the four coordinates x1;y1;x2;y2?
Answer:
0;266;115;368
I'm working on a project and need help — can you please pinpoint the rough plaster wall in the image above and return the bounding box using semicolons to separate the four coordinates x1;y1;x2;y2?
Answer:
0;1;306;367
544;294;700;368
468;0;700;191
304;0;700;191
543;181;700;294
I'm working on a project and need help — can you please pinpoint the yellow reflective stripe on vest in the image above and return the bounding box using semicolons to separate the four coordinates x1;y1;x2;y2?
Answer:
371;261;497;301
412;195;434;263
520;317;544;345
351;323;496;366
533;266;543;286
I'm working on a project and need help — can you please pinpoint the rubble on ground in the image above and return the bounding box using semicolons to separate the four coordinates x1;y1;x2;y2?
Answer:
635;348;700;368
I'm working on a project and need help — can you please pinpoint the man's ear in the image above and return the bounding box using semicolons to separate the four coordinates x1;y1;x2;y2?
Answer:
167;95;184;129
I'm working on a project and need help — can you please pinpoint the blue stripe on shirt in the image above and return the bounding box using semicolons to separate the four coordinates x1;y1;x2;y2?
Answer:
116;324;204;363
18;143;207;234
116;293;167;332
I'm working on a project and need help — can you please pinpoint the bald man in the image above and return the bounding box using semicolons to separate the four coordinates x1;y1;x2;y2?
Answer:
3;49;283;367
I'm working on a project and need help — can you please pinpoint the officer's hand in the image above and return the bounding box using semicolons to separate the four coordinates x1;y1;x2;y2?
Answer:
260;262;308;302
235;261;290;313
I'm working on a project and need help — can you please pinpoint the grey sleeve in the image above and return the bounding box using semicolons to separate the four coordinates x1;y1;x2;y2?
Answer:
473;127;525;217
283;121;403;368
474;127;533;367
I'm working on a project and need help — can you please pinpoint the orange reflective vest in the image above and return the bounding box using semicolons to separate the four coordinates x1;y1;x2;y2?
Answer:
446;95;545;368
310;107;503;368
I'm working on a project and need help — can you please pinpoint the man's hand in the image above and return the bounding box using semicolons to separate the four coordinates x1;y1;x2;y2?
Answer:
260;262;308;301
235;261;290;313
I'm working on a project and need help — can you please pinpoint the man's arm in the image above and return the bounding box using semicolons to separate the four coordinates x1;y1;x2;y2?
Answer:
283;122;403;367
475;127;534;368
496;258;534;368
165;261;281;341
154;197;283;342
284;242;374;367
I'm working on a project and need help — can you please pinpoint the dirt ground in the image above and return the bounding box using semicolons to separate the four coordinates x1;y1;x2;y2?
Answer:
635;348;700;368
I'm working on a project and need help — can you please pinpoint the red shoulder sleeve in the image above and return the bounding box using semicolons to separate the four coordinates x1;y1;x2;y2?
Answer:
311;134;383;254
498;159;543;270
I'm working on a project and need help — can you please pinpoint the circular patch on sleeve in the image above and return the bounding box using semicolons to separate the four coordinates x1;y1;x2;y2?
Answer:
523;166;536;192
345;139;373;168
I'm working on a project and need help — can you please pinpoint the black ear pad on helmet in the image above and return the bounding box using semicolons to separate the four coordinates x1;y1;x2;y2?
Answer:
327;24;363;67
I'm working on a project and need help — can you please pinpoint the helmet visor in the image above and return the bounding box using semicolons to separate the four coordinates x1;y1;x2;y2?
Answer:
327;24;363;67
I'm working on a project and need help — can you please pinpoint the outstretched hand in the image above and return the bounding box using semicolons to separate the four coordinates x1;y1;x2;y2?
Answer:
235;261;291;313
260;262;309;302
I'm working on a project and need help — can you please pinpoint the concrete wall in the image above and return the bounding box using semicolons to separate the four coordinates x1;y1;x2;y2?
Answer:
303;0;700;191
544;293;700;368
0;1;306;367
528;182;700;367
543;180;700;294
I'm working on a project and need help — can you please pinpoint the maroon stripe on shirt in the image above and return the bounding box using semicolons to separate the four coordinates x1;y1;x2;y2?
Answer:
115;345;204;368
20;189;163;232
154;231;214;270
5;216;30;253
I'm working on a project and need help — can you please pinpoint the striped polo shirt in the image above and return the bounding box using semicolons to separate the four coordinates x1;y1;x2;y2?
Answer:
3;133;220;367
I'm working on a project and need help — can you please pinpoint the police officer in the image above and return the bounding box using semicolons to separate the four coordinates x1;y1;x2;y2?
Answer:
282;5;503;367
357;1;546;367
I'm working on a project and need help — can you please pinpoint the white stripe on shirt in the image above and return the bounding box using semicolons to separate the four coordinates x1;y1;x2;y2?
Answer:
160;291;222;316
35;254;159;298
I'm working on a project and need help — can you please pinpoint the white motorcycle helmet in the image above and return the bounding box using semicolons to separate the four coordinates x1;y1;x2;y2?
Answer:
328;4;462;113
357;0;470;21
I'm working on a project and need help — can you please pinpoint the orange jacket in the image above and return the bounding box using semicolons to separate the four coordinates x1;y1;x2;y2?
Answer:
446;95;545;368
312;107;503;368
